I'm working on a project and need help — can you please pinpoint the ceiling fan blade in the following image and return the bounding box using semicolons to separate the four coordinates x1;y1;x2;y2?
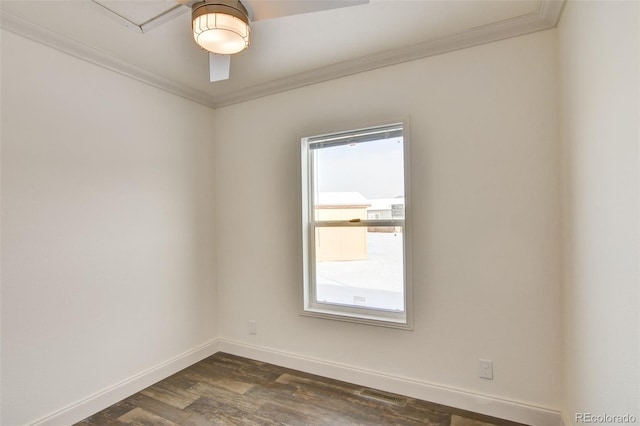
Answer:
245;0;368;22
209;53;231;82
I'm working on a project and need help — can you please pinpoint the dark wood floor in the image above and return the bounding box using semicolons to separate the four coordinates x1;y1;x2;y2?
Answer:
76;353;527;426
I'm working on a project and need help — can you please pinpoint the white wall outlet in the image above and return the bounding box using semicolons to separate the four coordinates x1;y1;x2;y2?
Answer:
479;359;493;379
248;320;257;335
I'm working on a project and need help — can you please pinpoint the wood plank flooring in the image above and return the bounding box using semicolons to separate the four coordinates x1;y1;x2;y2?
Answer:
75;353;528;426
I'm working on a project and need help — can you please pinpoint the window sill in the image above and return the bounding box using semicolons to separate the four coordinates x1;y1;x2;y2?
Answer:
301;306;413;330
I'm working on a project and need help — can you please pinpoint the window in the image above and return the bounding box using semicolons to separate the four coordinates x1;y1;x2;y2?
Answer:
301;121;412;329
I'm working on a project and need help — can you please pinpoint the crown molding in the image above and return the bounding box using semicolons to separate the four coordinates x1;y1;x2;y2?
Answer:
1;0;565;110
0;10;217;109
212;0;566;108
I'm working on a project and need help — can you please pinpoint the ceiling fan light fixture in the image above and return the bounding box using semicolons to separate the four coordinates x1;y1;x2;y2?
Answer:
192;1;250;55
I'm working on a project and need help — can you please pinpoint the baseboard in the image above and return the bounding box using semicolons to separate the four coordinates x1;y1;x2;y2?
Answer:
218;339;564;426
30;339;221;426
27;337;565;426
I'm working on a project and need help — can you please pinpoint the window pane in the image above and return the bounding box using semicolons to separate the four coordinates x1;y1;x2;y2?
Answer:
312;136;404;221
315;228;404;312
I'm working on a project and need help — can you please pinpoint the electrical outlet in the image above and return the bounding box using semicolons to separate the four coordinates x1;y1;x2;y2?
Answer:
248;320;257;335
479;359;493;380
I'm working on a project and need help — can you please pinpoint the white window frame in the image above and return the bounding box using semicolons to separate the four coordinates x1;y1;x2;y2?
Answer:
300;120;413;329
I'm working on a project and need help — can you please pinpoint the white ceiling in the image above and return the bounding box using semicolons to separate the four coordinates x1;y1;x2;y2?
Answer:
0;0;564;108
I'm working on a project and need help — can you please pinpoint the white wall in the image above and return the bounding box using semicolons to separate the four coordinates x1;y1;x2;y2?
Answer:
1;30;218;425
213;30;562;410
558;1;640;423
13;6;637;422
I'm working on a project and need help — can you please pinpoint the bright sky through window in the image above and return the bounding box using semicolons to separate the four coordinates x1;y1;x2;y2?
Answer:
315;137;404;199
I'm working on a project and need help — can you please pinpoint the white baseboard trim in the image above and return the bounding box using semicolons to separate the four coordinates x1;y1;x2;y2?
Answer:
28;338;565;426
218;339;564;426
30;339;221;426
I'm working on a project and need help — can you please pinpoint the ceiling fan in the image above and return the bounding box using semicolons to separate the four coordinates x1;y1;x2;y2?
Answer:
180;0;369;82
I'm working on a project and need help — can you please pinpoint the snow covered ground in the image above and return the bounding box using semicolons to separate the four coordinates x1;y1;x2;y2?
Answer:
315;232;404;311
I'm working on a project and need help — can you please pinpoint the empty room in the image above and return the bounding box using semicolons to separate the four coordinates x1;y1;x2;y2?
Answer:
1;0;638;425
